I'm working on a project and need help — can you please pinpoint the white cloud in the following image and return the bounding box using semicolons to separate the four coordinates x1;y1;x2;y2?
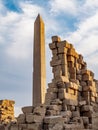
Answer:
64;11;98;56
0;2;45;60
49;0;77;15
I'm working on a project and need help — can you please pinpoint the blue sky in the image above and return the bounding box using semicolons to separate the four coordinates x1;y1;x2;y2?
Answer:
0;0;98;116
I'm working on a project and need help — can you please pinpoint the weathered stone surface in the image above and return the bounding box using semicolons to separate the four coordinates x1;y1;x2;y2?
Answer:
26;114;43;123
17;114;25;124
33;106;46;116
27;123;42;130
22;106;34;114
79;101;86;106
52;36;61;43
44;116;63;124
0;100;15;124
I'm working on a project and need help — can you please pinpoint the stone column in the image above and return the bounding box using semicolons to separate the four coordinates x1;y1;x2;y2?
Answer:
33;14;46;106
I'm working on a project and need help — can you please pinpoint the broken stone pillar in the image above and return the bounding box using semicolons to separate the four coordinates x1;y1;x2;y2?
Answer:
33;14;46;106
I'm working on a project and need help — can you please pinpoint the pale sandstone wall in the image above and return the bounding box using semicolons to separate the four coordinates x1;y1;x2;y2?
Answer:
0;100;15;124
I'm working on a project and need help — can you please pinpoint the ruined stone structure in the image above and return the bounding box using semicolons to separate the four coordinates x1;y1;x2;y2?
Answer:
1;15;98;130
33;14;46;106
0;100;15;124
7;36;98;130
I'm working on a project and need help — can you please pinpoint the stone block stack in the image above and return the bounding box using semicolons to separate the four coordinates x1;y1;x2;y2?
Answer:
45;36;98;129
0;100;15;124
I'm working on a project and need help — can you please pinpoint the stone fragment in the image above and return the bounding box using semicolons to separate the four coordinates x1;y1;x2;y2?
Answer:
10;125;19;130
72;111;80;118
46;110;59;116
26;114;43;123
52;36;61;42
50;99;62;105
44;116;63;124
27;123;42;130
81;105;93;112
78;100;86;106
50;59;62;67
50;123;64;130
33;106;46;116
82;117;89;125
57;40;70;48
17;114;25;124
49;43;56;50
22;106;34;114
63;99;78;106
61;110;72;118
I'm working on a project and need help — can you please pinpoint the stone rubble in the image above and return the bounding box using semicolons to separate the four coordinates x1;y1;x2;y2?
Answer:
1;36;98;130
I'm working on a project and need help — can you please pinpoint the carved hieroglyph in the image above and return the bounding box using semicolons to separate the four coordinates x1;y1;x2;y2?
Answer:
33;14;46;106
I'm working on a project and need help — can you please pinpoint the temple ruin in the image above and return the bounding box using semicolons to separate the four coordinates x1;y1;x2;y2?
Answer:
0;15;98;130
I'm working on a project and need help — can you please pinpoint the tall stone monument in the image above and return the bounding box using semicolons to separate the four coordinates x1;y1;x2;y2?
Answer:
33;14;46;106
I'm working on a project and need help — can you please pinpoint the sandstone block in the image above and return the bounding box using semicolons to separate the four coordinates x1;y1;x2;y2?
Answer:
50;59;62;67
44;116;63;124
58;89;78;100
19;124;27;129
82;117;89;125
67;56;74;62
51;123;63;130
58;47;67;54
48;82;56;88
67;48;75;57
47;87;58;93
10;125;18;130
22;106;33;114
68;61;74;67
27;123;42;130
49;43;56;50
46;109;59;116
82;111;93;118
26;114;43;123
63;98;78;106
61;110;72;118
82;74;92;81
33;106;46;116
52;49;58;56
52;36;61;43
72;111;80;118
57;40;70;48
55;76;69;84
52;65;62;73
47;105;59;111
80;81;87;86
76;74;82;81
53;69;62;78
17;114;25;124
79;100;86;106
50;99;62;105
81;105;93;112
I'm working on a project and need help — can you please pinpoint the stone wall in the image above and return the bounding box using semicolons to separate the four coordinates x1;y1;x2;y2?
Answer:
0;100;15;124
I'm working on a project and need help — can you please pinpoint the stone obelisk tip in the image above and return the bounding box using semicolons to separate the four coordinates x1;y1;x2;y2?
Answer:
35;14;44;23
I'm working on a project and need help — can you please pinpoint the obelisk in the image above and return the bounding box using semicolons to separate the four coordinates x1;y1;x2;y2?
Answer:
33;14;46;106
